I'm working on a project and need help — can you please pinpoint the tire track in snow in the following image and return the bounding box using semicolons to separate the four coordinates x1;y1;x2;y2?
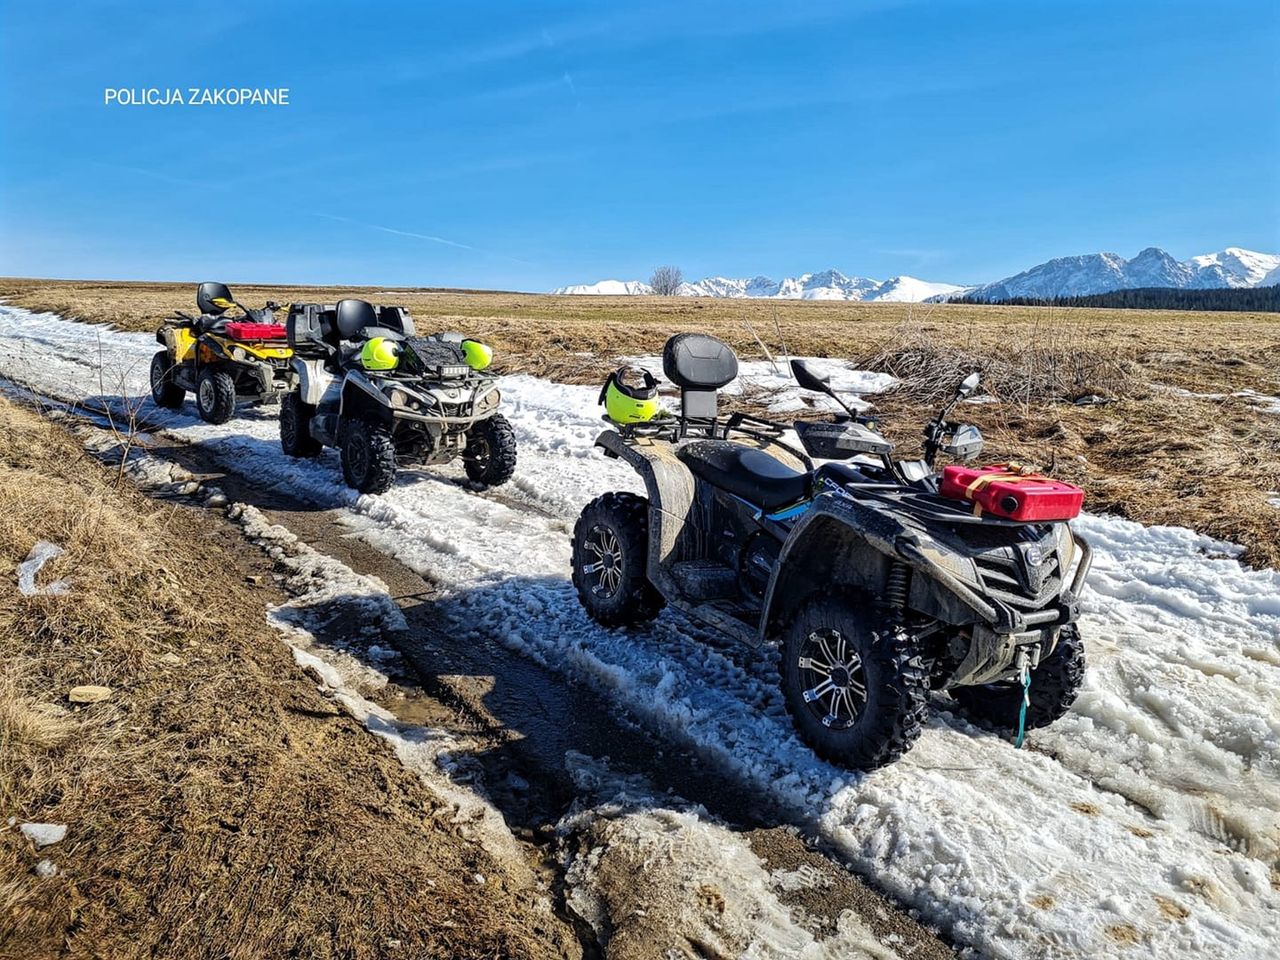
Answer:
1;304;1278;959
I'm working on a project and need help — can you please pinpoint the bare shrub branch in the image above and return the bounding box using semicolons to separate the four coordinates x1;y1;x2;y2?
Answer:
649;265;683;296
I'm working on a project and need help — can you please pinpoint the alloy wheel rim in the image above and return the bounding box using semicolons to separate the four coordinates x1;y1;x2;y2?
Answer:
197;378;214;411
580;524;623;598
798;627;867;730
347;436;369;480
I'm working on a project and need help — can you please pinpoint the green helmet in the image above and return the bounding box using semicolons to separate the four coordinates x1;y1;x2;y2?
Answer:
360;337;400;371
461;338;493;370
599;365;660;424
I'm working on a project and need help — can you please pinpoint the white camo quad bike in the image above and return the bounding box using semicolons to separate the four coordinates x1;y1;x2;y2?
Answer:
280;298;516;494
571;334;1091;770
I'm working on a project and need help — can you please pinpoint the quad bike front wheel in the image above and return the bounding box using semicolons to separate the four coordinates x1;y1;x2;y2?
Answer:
195;368;237;424
571;492;665;627
280;392;322;458
949;625;1086;731
463;413;517;487
149;351;185;409
340;419;397;494
780;596;930;770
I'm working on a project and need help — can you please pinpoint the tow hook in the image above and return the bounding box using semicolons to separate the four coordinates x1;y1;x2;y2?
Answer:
1013;644;1038;749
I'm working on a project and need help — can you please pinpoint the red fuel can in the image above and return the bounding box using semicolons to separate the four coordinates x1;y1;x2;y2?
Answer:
224;321;288;341
940;464;1084;521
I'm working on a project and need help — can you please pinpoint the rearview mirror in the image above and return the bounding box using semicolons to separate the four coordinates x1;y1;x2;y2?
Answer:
958;372;981;397
791;358;832;395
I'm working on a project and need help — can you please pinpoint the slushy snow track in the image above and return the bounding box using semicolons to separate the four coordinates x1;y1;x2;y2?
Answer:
1;305;1277;959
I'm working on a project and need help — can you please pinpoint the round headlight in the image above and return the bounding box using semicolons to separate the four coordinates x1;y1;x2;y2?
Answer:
1056;524;1077;571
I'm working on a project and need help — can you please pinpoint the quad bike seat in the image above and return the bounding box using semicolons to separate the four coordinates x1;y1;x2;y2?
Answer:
287;299;417;370
678;440;810;510
664;333;739;420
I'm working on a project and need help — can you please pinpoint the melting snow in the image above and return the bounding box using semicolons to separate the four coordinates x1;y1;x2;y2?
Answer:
1;304;1278;959
16;540;70;596
19;823;67;847
622;353;897;414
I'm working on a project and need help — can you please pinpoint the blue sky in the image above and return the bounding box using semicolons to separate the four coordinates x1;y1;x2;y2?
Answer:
1;0;1277;290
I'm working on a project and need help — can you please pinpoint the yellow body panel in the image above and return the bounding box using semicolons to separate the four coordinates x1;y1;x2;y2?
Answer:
205;333;293;360
172;326;197;362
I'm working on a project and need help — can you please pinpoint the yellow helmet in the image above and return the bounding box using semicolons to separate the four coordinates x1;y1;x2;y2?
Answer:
361;337;400;371
600;365;660;424
461;339;493;370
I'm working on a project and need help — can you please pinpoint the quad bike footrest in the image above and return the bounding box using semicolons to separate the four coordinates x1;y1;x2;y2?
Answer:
671;560;738;600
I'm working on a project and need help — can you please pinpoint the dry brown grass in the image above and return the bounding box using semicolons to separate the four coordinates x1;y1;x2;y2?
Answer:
2;278;1279;566
0;396;576;959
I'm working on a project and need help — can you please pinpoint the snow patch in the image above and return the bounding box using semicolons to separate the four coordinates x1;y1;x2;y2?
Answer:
559;755;899;959
2;304;1279;958
16;540;70;596
622;353;897;414
19;823;67;847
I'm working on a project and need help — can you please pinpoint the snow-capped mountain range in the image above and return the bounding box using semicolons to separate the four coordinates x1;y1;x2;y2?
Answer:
552;271;966;302
961;247;1280;301
551;247;1280;303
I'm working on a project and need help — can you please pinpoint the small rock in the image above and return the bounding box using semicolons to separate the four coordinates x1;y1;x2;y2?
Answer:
68;685;112;704
35;859;58;878
159;652;182;666
19;823;67;847
245;575;263;585
472;873;486;885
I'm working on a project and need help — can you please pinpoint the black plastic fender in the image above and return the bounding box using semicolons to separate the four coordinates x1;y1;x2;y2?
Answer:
340;371;395;425
757;492;1002;642
594;429;698;605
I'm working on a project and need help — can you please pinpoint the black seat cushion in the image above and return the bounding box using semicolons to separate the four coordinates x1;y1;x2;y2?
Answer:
336;299;378;339
678;440;810;510
663;333;738;389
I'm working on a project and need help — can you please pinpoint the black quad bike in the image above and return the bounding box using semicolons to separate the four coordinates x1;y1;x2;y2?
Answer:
280;298;517;494
150;282;295;424
570;334;1091;770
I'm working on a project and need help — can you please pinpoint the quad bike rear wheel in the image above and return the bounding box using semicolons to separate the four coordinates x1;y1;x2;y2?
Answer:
571;492;665;627
195;367;237;424
949;625;1085;731
280;392;322;458
340;419;397;494
463;413;517;487
149;350;185;409
780;596;930;770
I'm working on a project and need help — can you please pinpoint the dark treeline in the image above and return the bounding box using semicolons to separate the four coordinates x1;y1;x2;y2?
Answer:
954;285;1280;312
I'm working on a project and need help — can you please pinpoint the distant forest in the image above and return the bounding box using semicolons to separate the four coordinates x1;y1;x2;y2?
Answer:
955;285;1280;312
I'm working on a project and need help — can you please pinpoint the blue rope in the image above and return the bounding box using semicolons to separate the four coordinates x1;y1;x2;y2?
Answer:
1014;662;1031;749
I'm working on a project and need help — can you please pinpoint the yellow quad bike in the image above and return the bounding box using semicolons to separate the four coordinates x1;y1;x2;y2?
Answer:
150;282;295;424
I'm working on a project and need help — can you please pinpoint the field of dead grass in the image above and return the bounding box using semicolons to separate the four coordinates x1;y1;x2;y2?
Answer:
0;395;576;959
1;278;1278;566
